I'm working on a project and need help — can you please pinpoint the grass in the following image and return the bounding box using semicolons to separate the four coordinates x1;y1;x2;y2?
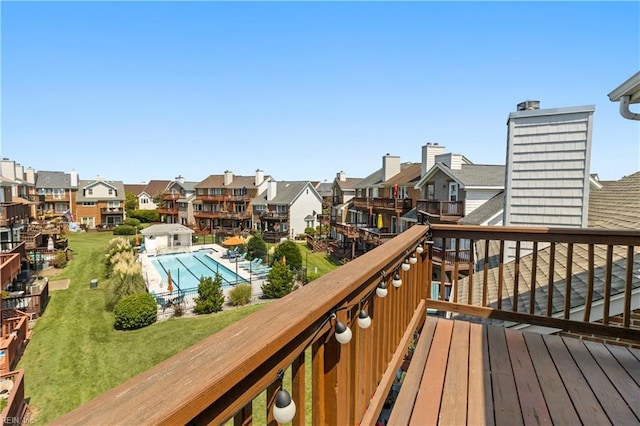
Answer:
17;231;266;424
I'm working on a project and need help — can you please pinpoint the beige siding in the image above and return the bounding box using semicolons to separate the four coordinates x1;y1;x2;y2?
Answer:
464;190;502;216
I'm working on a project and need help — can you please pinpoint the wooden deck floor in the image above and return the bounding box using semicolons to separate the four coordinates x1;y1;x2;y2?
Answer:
389;317;640;425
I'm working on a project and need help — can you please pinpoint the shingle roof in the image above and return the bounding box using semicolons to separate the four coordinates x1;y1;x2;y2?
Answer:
124;184;146;196
144;180;171;197
354;169;383;189
315;182;333;197
195;174;265;189
458;192;504;225
140;224;194;235
254;181;316;206
336;177;362;191
448;164;505;188
381;163;421;187
588;171;640;230
35;171;76;189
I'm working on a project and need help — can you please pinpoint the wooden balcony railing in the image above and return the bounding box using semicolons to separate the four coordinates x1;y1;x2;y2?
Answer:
52;224;640;425
359;228;397;246
262;230;289;244
334;222;359;239
193;211;251;220
416;200;464;221
0;253;21;288
157;207;178;215
54;225;431;425
162;192;181;201
426;224;640;342
0;316;28;374
0;370;27;424
353;197;413;212
197;194;251;203
261;211;289;221
432;246;471;271
100;207;124;215
1;280;50;319
0;203;31;227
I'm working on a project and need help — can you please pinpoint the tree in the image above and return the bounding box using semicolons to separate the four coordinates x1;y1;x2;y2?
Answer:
194;274;225;314
246;232;267;260
153;191;166;209
125;191;138;212
261;260;295;298
272;240;302;269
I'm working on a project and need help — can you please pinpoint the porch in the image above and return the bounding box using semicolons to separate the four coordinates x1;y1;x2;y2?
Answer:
52;224;640;425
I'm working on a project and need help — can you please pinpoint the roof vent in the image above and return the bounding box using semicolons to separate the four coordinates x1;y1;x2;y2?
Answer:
517;100;540;111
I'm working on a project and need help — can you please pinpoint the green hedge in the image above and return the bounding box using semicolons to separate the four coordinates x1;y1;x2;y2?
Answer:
113;224;137;235
114;292;157;330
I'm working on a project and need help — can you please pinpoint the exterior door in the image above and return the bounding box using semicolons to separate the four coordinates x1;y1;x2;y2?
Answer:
448;182;458;202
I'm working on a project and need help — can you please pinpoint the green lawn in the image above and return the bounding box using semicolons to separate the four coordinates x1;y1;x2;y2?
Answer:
17;232;266;424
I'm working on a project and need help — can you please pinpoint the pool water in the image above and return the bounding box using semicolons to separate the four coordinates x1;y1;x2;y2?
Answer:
149;250;247;291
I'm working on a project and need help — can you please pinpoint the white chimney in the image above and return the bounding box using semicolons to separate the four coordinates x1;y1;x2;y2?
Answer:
337;171;346;182
382;154;401;182
224;170;233;185
15;164;24;180
267;180;277;201
255;169;264;186
175;175;185;184
26;167;35;185
421;143;446;177
435;153;463;170
1;159;16;181
70;170;78;187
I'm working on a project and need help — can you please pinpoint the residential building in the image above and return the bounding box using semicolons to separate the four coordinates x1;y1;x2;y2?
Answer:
252;181;322;243
34;170;79;221
76;177;126;229
0;160;36;251
124;180;171;211
193;170;271;237
158;176;198;226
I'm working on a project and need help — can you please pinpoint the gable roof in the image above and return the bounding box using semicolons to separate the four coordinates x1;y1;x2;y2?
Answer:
415;163;505;189
458;192;504;225
195;174;267;189
335;177;363;191
76;179;125;202
35;171;76;189
381;163;421;187
253;181;320;206
124;184;146;196
144;180;171;197
587;171;640;230
315;182;333;197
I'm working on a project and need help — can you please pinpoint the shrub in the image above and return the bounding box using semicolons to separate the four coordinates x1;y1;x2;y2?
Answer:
261;261;295;298
304;227;315;235
107;251;146;310
124;218;142;229
272;240;302;269
113;224;137;235
105;237;134;277
229;284;252;306
51;250;68;268
194;274;225;314
114;292;157;330
246;232;267;261
128;209;160;223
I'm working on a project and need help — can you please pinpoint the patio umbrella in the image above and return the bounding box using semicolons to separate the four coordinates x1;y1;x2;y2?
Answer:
222;236;245;247
135;233;140;246
377;214;383;229
282;256;286;265
167;269;173;294
47;237;54;251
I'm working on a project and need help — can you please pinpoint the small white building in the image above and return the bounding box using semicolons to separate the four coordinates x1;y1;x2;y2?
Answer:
140;224;194;254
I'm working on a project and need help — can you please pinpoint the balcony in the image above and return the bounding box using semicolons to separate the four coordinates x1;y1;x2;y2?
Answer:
193;211;251;220
333;222;359;239
260;211;289;221
416;199;464;222
100;207;124;215
197;194;251;203
262;230;289;244
162;192;181;201
358;227;397;246
157;206;178;216
0;203;31;227
0;370;28;424
54;224;640;425
353;197;413;213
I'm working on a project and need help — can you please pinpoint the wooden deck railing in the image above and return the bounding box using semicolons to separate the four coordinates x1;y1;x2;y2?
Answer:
416;200;464;220
0;203;30;227
0;316;28;374
0;370;26;424
53;225;432;425
353;197;413;212
52;223;640;424
426;224;640;342
0;254;21;288
1;281;50;319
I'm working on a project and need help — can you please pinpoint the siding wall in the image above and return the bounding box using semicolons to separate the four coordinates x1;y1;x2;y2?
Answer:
464;190;502;216
504;107;594;228
289;184;323;238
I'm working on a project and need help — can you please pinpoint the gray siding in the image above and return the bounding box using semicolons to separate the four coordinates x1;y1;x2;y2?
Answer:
504;106;594;228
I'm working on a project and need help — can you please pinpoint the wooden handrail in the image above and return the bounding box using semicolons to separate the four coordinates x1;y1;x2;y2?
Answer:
427;224;640;341
53;225;430;425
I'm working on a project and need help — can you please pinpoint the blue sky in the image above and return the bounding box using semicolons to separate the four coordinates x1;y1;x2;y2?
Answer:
1;1;639;184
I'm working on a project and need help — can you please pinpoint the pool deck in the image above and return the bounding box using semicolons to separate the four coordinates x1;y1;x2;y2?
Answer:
140;244;267;300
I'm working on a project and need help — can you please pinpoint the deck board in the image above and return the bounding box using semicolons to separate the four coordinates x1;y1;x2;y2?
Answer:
439;320;469;425
392;317;640;425
504;328;552;425
522;332;580;425
564;337;638;424
487;325;523;425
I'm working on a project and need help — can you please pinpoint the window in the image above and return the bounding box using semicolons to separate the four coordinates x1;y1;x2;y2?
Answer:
235;205;245;213
141;198;148;204
108;189;113;195
82;202;96;206
254;204;266;212
107;201;120;210
88;189;93;195
276;205;287;214
426;183;435;200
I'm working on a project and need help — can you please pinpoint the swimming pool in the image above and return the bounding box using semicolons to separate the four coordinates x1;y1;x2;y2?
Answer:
149;250;248;291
